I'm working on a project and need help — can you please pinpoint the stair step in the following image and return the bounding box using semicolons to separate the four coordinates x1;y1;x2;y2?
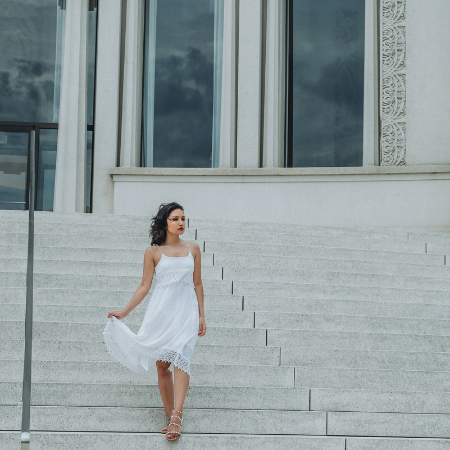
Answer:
206;241;442;264
1;360;295;388
234;280;450;303
267;329;450;352
244;295;450;317
280;347;450;371
294;366;450;392
4;383;450;415
255;312;450;336
2;405;450;438
0;382;305;409
225;267;450;290
0;321;266;346
2;340;278;366
2;233;202;250
190;218;410;241
0;245;215;264
5;432;450;450
0;273;229;293
198;230;425;252
0;259;219;276
216;255;450;277
0;288;242;310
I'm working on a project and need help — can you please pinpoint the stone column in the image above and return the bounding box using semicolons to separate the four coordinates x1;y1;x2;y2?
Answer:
236;0;263;168
219;0;238;168
91;0;122;213
263;0;286;168
53;1;89;213
363;0;380;166
119;0;145;168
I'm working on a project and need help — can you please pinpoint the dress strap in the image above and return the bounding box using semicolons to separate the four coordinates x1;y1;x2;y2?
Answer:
155;244;164;256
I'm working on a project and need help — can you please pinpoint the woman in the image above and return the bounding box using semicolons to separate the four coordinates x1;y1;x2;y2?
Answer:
103;202;207;441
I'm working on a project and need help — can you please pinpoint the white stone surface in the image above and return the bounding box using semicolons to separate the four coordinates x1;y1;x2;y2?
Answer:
53;1;89;213
111;167;450;228
92;0;122;214
219;0;238;168
236;0;263;168
363;0;379;166
406;0;450;164
263;0;285;168
119;0;144;167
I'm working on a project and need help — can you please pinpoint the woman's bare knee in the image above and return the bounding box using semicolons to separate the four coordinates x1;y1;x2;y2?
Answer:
156;360;171;374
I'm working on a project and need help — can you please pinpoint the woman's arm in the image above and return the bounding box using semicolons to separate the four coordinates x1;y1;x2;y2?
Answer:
192;242;207;336
107;246;156;319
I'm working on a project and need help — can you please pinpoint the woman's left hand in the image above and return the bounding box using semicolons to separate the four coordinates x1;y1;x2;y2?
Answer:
198;316;207;336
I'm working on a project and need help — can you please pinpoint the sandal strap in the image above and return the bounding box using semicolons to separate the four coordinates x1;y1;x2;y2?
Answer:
170;414;182;422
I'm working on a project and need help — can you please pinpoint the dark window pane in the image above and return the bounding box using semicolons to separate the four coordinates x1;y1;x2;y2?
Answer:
0;131;28;210
36;129;57;211
86;130;93;213
288;0;365;167
87;6;97;126
142;0;223;168
0;0;65;123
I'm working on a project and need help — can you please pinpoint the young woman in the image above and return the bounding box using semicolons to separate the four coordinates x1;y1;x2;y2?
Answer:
103;202;207;441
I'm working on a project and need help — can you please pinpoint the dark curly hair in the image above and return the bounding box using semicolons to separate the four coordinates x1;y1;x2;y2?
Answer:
149;202;185;246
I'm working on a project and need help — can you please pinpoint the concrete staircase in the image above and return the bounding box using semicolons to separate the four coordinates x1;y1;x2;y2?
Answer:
2;210;450;449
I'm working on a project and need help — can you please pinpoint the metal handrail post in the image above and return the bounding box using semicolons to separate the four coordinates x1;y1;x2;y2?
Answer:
21;129;36;449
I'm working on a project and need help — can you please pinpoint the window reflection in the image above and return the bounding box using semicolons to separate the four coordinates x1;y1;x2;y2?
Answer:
142;0;224;168
287;0;365;167
0;131;28;210
0;0;65;124
37;129;57;211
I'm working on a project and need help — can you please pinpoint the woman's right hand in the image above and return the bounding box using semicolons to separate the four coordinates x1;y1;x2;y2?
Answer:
107;310;127;320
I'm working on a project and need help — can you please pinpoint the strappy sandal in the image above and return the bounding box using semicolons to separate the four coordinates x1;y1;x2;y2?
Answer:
161;415;170;434
166;409;182;441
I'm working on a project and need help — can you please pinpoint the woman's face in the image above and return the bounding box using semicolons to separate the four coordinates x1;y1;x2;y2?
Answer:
166;208;185;235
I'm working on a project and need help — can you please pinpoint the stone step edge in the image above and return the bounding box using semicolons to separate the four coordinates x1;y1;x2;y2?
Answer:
4;308;450;326
4;320;450;338
0;236;435;255
3;291;450;309
5;339;450;357
6;269;450;287
4;358;450;375
0;242;443;259
0;225;417;242
2;257;450;273
4;381;450;396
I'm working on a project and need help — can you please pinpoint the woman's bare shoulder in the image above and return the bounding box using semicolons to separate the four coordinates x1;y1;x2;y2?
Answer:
188;241;201;251
144;245;160;257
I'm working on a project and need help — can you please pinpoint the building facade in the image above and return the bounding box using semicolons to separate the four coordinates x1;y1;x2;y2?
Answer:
1;0;450;228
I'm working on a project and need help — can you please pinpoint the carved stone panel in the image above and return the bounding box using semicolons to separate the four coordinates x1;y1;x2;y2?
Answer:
380;0;406;165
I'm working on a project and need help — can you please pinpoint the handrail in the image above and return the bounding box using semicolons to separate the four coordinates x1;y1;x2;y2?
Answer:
21;129;36;449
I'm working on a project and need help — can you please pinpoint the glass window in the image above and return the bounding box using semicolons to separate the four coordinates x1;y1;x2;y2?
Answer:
0;0;65;124
37;129;57;211
142;0;224;168
0;1;97;212
0;131;29;210
286;0;365;167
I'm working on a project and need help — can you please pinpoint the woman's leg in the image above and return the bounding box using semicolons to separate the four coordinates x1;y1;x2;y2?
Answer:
156;361;174;419
166;366;190;439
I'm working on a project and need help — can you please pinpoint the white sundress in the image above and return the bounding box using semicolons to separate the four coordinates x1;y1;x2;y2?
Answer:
102;241;200;376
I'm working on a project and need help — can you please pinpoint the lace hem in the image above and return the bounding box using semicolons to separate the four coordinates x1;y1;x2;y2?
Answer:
102;318;191;375
155;269;194;288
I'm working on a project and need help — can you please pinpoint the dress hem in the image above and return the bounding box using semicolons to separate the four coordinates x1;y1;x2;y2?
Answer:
102;318;192;376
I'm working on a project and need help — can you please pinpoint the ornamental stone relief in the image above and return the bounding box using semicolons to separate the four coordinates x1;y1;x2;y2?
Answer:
380;0;406;166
